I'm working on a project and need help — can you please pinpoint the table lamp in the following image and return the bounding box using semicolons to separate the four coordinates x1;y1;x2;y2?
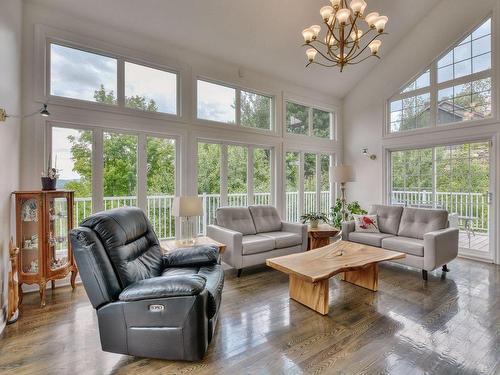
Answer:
172;196;203;244
331;165;356;222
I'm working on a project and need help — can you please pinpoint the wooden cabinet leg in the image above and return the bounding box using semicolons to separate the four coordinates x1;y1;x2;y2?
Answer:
70;267;78;290
39;281;46;307
51;280;55;290
18;283;23;306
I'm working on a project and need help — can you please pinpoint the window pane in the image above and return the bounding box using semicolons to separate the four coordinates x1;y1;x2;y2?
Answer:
473;53;491;73
286;102;309;135
240;91;272;130
227;145;248;206
392;91;431;132
50;44;117;103
320;154;331;213
304;153;317;214
472;18;491;40
472;35;491;57
52;127;93;224
147;137;176;239
285;152;300;222
438;65;454;83
401;69;430;93
197;143;221;229
454;42;471;62
454;59;472;79
197;80;236;123
125;62;177;114
312;108;332;139
438;51;453;68
253;148;271;205
103;132;138;209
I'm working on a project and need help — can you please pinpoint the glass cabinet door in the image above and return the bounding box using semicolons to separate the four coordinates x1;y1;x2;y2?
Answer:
19;198;41;275
47;196;70;271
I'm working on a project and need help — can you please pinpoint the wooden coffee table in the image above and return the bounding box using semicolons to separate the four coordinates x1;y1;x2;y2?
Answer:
266;240;405;315
308;224;340;250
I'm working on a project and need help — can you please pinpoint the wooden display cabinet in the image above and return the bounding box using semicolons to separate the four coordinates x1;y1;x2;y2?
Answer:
13;190;78;307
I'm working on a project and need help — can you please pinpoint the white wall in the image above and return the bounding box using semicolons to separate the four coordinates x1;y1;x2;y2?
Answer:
343;0;500;263
0;0;22;332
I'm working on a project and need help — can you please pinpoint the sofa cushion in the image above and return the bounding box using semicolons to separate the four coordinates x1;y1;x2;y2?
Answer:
369;205;404;235
216;207;256;235
248;205;282;233
241;235;275;255
353;214;380;233
382;236;424;257
348;232;395;247
398;207;448;240
260;231;302;249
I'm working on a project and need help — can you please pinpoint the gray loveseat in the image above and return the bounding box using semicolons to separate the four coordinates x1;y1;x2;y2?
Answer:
342;204;459;280
207;205;308;276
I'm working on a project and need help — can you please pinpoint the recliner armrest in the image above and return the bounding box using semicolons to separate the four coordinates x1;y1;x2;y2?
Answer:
119;275;207;302
163;246;219;268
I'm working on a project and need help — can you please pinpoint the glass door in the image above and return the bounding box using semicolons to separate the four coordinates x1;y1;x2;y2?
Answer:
47;195;70;271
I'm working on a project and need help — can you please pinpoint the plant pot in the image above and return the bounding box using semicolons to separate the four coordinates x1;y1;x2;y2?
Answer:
41;177;57;191
310;219;319;229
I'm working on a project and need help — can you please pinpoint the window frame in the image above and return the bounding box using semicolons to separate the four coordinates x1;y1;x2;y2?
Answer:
386;15;496;137
194;77;276;133
284;99;336;141
42;33;181;120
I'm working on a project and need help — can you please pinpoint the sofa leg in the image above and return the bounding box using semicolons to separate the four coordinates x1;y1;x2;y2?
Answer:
422;270;428;281
237;269;242;278
442;264;450;272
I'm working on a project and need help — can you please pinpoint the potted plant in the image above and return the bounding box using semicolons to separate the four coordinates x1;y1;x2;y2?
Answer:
330;199;367;229
41;153;59;191
300;212;329;229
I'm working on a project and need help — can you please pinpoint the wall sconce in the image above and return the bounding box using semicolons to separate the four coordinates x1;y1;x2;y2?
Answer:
362;148;376;160
0;104;50;122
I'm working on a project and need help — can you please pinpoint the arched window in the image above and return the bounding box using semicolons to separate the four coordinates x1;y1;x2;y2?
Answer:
388;17;492;134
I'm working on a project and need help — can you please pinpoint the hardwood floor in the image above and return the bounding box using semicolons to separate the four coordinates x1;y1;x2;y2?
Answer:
0;258;499;375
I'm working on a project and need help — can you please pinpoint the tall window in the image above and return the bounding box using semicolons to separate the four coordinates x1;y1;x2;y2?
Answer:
286;101;334;139
49;43;179;115
285;151;333;222
388;18;492;133
197;141;274;233
51;127;93;224
196;79;274;130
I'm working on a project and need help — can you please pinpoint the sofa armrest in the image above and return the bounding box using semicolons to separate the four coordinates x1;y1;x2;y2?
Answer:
119;275;207;302
282;222;308;251
341;221;355;240
163;246;219;268
207;225;243;269
423;227;459;271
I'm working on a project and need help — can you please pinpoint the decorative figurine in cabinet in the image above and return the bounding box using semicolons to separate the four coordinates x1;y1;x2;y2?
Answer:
13;190;78;307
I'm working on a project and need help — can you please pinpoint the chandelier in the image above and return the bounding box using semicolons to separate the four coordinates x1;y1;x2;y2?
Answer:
301;0;388;72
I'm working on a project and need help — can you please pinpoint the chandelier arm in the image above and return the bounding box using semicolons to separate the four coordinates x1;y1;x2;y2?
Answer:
344;39;360;61
349;33;387;61
307;61;340;68
346;54;380;65
307;43;338;63
345;12;360;45
325;19;341;44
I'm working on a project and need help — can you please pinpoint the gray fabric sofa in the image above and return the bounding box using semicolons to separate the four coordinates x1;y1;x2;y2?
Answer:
207;205;308;276
342;204;459;280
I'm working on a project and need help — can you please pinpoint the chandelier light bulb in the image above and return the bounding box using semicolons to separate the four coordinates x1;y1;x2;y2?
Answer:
310;25;321;38
350;29;363;41
306;48;318;62
335;8;351;24
350;0;367;15
369;40;382;54
330;0;341;9
374;16;389;33
325;34;335;46
302;28;314;43
320;5;334;21
365;12;379;28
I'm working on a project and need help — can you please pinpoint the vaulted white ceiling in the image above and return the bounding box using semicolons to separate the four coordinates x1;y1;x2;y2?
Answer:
27;0;441;98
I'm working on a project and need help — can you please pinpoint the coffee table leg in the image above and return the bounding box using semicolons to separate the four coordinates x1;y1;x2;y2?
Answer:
289;275;329;315
342;263;378;291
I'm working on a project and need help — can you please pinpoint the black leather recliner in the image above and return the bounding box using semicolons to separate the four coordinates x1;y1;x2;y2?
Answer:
70;207;224;361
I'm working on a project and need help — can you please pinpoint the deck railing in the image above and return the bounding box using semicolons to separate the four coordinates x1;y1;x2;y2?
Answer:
391;191;489;232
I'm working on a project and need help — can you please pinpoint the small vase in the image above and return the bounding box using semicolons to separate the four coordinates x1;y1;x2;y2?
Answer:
41;177;57;191
310;220;319;229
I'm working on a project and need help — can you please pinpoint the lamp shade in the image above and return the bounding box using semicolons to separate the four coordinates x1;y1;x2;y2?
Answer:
331;165;356;183
172;196;203;217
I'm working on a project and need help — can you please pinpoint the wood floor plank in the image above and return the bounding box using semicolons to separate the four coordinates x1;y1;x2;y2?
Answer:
0;258;499;374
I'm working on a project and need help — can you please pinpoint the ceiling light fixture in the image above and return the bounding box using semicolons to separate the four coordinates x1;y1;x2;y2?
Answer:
301;0;388;72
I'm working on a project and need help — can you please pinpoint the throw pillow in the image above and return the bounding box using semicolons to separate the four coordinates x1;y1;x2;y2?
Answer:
353;214;380;233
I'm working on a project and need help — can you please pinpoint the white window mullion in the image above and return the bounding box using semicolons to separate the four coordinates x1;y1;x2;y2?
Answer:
298;152;305;217
235;89;241;125
93;128;104;213
137;134;148;212
248;145;254;205
315;153;321;213
430;63;438;128
117;58;125;107
308;107;313;136
221;144;228;206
